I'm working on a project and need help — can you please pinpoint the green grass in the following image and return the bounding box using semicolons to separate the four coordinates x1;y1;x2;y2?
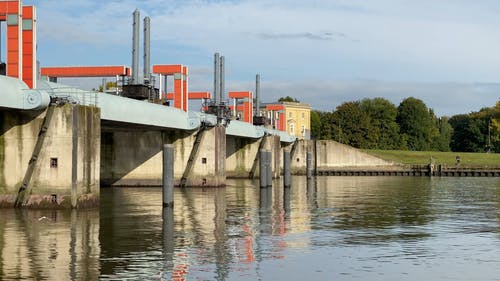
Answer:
362;149;500;168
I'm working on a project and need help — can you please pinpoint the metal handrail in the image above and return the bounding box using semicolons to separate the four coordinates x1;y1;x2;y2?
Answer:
49;87;99;107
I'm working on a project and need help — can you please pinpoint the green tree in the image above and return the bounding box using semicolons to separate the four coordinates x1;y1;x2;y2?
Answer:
396;97;436;151
98;81;118;92
449;114;484;152
318;111;335;140
332;101;376;148
432;116;453;152
310;110;322;139
360;98;404;149
471;106;499;152
278;96;300;103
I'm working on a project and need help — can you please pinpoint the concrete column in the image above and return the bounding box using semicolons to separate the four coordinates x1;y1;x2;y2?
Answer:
283;150;291;188
284;184;291;214
306;151;312;179
163;144;174;207
259;149;267;188
266;151;272;187
162;207;175;279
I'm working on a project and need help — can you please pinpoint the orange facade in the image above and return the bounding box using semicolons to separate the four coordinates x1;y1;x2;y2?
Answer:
153;64;188;111
165;92;211;100
40;66;130;78
1;1;22;81
21;6;35;88
266;104;286;131
229;91;253;124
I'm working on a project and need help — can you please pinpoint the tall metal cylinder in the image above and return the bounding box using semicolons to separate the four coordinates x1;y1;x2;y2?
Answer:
163;144;174;207
131;9;140;84
143;16;151;84
214;53;220;106
284;150;291;188
266;151;273;187
306;151;312;179
220;56;225;105
259;149;267;188
255;74;261;116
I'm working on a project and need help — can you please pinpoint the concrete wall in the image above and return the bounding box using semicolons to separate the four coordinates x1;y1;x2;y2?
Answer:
0;104;100;208
226;135;282;179
226;136;260;178
290;139;396;174
101;126;226;187
180;126;226;187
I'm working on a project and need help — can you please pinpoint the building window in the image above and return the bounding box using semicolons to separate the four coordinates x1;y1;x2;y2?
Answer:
301;125;306;137
289;112;292;118
290;124;295;136
50;158;58;168
202;157;207;164
302;112;305;119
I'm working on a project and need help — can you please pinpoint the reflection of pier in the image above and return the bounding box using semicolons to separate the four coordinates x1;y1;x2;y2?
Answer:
0;209;99;280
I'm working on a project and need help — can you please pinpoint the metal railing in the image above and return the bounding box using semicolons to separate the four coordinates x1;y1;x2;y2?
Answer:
49;87;99;107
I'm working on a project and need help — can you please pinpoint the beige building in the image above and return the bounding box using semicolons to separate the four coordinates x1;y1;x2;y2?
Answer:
264;101;311;140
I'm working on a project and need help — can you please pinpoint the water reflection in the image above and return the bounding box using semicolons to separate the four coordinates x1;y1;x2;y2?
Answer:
0;209;99;280
1;177;500;280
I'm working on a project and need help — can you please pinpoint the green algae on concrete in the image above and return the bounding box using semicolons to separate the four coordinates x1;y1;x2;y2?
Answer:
0;124;5;193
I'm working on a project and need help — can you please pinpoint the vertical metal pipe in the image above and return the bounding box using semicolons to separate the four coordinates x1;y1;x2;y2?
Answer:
284;150;291;188
220;56;225;105
115;75;119;95
36;60;41;80
131;9;140;84
233;98;237;117
143;16;151;84
259;149;267;188
255;74;261;116
159;73;163;99
266;151;273;187
164;75;168;101
306;151;312;179
163;144;174;207
214;53;220;105
101;78;106;93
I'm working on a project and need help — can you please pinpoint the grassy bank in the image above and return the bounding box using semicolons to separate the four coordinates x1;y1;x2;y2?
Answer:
362;150;500;168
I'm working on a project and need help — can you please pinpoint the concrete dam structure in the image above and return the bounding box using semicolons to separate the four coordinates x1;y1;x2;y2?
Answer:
0;74;397;208
0;0;397;209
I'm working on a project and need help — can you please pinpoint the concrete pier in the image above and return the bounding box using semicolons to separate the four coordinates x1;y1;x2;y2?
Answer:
100;125;226;187
162;144;174;207
0;104;100;208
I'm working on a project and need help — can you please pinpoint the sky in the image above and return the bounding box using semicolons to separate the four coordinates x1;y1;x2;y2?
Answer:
14;0;500;116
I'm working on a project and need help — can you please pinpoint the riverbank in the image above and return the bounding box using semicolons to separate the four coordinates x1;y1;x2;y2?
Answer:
362;150;500;168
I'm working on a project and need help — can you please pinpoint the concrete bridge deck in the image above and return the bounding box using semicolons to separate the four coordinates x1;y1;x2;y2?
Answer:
1;76;295;142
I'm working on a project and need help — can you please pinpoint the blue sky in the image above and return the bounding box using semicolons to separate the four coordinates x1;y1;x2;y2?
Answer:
17;0;500;116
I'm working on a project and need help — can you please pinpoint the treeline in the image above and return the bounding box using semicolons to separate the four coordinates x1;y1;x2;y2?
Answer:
311;97;500;152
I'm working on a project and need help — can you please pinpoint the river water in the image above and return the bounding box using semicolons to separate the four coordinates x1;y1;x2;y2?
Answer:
1;176;500;280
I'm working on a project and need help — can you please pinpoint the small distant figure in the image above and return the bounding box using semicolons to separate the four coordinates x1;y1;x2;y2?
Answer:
455;155;461;166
